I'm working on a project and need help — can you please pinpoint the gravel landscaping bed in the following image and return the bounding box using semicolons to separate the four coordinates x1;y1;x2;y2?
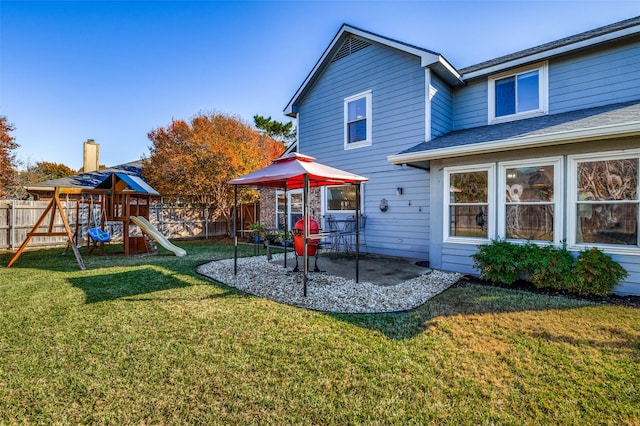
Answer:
196;253;462;313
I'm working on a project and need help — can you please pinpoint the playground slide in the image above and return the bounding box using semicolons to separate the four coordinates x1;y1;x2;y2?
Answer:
130;216;187;257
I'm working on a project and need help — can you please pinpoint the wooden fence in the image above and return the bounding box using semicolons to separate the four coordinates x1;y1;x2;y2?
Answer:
0;200;253;251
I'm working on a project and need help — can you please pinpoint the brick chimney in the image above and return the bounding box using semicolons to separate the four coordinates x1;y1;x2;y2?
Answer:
83;139;99;173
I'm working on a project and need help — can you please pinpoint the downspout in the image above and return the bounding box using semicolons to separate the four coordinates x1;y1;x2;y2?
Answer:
425;67;432;143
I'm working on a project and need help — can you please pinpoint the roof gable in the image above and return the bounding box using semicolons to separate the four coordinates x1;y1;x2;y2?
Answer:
284;24;462;117
96;172;159;196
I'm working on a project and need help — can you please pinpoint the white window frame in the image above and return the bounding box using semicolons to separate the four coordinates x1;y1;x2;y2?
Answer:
344;90;372;149
498;157;563;244
567;150;640;255
275;189;304;230
488;61;548;124
444;163;495;244
322;184;365;215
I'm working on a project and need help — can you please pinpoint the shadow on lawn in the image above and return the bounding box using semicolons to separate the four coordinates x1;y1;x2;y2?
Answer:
327;280;597;340
0;247;94;272
68;265;245;304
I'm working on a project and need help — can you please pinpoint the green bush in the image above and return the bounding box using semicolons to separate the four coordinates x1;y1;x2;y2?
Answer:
524;243;574;290
471;239;521;285
472;240;626;297
572;248;628;296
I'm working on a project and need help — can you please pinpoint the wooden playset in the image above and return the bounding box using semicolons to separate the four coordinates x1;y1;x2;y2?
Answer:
6;172;176;270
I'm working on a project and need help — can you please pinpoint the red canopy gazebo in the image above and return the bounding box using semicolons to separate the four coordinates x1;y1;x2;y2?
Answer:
228;153;368;296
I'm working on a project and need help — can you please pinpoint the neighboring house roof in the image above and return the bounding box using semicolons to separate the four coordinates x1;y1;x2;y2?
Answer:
284;23;463;117
388;99;640;166
26;160;144;192
460;16;640;79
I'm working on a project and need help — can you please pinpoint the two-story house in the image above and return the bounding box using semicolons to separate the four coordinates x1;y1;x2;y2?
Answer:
276;17;640;295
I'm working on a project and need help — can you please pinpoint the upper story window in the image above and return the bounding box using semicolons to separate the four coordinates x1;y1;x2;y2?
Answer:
488;62;548;124
344;90;372;149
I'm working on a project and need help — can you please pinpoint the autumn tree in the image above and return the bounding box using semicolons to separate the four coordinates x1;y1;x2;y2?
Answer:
0;116;18;198
30;161;76;181
143;112;284;229
253;115;295;146
5;160;77;199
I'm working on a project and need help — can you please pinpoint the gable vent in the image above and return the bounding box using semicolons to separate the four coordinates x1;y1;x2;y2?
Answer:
331;36;372;63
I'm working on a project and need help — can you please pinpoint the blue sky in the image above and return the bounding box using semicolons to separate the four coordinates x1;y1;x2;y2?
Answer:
2;1;640;170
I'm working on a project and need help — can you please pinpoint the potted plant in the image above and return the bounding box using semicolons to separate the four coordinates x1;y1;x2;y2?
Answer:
248;222;266;243
265;233;278;245
276;229;292;247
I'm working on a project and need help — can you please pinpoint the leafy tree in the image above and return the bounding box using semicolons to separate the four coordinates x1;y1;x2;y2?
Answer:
253;114;295;145
30;161;76;181
0;116;18;199
143;112;285;230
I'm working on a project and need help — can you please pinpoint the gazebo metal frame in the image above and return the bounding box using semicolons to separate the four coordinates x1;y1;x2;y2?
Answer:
228;153;368;296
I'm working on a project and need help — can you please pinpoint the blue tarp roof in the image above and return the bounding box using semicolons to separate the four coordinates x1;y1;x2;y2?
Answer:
97;172;160;196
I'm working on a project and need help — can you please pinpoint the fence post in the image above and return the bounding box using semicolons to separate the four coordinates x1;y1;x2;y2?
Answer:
11;200;15;250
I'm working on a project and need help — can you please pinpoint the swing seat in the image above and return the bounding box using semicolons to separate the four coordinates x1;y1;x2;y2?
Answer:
88;227;111;242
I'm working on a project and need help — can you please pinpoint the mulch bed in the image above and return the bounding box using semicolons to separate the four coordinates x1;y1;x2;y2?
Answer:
458;275;640;309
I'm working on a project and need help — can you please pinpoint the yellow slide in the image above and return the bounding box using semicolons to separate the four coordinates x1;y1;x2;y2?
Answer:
130;216;187;257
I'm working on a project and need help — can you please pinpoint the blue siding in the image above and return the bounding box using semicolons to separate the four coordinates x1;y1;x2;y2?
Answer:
430;74;453;138
550;39;640;113
451;79;486;130
297;41;430;259
452;38;640;130
608;254;640;296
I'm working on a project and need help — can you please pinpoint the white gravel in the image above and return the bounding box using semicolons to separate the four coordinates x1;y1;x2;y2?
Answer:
196;253;462;313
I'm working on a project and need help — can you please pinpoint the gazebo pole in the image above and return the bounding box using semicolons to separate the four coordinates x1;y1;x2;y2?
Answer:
355;183;360;283
283;184;287;268
303;174;309;296
233;185;238;275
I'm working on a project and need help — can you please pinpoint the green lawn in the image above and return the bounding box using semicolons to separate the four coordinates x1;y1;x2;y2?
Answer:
1;241;638;424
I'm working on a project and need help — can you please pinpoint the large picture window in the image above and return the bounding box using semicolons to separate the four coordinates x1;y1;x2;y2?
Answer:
499;158;561;243
570;153;639;249
488;62;548;123
344;90;372;149
445;164;494;241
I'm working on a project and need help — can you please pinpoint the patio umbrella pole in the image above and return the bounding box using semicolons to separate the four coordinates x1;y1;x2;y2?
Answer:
233;185;238;275
303;174;309;296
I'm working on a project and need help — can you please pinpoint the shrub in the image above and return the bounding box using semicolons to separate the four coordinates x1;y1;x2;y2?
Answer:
573;248;628;296
471;239;521;285
473;240;627;297
524;243;574;290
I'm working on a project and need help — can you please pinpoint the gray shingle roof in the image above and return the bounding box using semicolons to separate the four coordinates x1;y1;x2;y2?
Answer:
398;99;640;155
27;160;143;190
460;16;640;76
